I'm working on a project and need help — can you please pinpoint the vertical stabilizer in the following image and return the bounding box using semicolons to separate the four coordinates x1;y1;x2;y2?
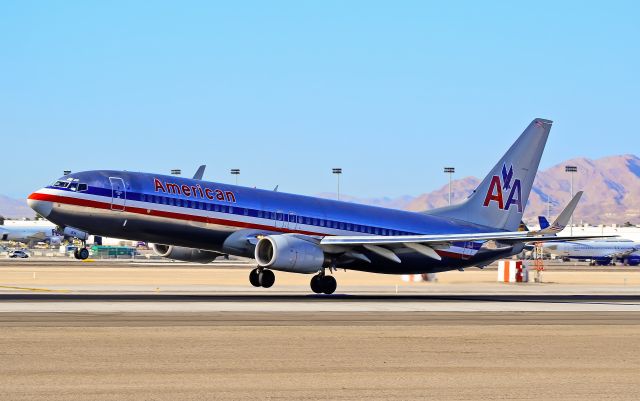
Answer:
424;119;552;231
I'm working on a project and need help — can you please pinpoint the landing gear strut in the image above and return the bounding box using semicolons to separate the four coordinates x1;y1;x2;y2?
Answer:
249;268;275;288
310;272;337;295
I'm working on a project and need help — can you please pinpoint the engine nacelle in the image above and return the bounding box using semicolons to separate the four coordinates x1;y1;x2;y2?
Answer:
152;244;220;264
255;235;325;273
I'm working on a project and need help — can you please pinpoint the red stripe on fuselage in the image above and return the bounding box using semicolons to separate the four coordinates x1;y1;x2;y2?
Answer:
28;192;328;237
28;192;472;260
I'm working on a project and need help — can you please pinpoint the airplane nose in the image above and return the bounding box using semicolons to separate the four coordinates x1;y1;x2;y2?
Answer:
27;192;53;218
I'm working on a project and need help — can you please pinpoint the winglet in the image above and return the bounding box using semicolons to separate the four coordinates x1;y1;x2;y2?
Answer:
193;165;206;180
534;191;583;235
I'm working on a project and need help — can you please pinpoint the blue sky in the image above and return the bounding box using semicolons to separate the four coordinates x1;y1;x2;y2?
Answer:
1;1;638;199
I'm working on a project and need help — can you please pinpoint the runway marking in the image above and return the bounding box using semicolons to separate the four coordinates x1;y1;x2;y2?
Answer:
0;285;71;293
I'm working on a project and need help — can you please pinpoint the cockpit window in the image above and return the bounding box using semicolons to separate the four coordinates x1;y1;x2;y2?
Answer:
53;181;70;188
78;183;88;192
68;183;79;191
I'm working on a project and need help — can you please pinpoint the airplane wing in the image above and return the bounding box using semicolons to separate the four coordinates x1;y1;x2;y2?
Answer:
27;232;49;241
319;232;615;262
603;248;640;259
320;231;616;247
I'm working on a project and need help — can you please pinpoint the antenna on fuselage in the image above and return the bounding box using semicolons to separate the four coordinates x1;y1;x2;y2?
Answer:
193;165;206;180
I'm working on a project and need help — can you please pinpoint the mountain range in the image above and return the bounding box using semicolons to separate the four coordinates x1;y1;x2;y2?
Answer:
2;155;638;224
0;194;35;219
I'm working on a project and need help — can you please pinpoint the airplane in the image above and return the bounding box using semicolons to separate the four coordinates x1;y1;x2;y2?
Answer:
27;118;612;294
0;217;62;246
537;216;639;266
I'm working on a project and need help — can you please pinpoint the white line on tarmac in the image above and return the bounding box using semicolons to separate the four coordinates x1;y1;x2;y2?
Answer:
1;301;639;313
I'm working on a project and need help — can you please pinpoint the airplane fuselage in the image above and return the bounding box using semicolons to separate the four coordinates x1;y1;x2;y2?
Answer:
542;241;640;265
28;170;520;274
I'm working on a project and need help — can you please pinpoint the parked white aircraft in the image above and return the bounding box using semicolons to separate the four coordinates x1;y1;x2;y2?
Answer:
0;218;61;246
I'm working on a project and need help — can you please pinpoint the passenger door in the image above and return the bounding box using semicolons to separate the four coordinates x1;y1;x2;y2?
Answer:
109;177;126;211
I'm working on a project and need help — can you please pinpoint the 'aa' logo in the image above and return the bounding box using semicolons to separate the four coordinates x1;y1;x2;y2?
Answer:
482;163;522;212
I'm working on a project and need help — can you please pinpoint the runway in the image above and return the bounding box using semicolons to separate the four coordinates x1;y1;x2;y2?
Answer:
2;261;640;400
1;310;639;401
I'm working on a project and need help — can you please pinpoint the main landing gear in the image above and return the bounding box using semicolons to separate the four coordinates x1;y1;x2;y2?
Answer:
249;268;275;288
310;272;337;295
248;268;337;294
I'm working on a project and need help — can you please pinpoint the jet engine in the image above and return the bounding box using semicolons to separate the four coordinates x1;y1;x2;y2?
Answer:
152;244;221;263
254;234;325;273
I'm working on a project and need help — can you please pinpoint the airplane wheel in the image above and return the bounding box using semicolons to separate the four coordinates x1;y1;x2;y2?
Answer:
310;275;322;294
259;269;275;288
73;249;80;260
78;248;89;260
249;268;261;287
321;275;337;295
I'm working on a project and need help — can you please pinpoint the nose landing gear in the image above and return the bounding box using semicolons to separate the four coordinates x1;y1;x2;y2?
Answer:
73;242;90;260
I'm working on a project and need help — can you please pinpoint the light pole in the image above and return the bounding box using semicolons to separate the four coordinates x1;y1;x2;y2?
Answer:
332;168;342;200
171;169;181;176
444;167;455;205
547;194;551;220
565;165;577;235
230;169;240;185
